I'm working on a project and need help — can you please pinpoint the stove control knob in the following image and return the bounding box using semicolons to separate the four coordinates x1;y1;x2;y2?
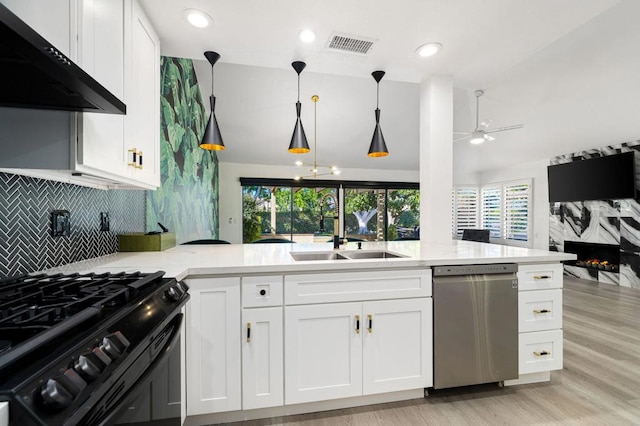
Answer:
101;331;131;360
74;353;101;380
166;285;183;302
40;377;73;410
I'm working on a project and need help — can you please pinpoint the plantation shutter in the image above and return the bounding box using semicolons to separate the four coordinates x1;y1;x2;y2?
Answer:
503;181;530;241
481;186;501;239
453;187;479;238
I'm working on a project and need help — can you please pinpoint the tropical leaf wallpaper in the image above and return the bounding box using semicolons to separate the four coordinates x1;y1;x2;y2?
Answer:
146;57;219;243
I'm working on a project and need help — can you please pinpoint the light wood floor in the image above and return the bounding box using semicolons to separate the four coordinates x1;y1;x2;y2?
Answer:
224;277;640;425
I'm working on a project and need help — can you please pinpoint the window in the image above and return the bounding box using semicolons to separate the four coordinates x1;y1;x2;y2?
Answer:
503;181;530;242
452;187;479;238
481;186;501;239
241;178;419;243
453;179;532;246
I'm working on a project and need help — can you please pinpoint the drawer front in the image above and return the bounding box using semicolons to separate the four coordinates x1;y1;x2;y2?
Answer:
284;269;431;305
519;289;562;332
519;330;563;375
517;263;563;291
242;276;284;307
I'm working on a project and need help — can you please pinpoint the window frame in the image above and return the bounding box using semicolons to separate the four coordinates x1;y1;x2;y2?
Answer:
453;178;533;248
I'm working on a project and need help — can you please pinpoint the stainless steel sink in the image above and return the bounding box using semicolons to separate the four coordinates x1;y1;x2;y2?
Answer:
290;251;349;261
340;250;406;259
290;250;406;261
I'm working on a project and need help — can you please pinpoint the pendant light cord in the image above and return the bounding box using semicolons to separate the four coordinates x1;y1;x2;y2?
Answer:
376;82;380;109
211;65;214;96
297;74;301;102
313;97;317;174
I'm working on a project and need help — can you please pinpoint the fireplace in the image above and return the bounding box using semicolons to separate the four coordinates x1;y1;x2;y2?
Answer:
564;240;620;272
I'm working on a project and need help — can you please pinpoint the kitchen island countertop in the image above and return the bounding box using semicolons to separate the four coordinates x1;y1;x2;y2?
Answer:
47;240;575;279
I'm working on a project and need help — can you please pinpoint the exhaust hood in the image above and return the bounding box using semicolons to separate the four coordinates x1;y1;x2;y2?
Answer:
0;4;125;114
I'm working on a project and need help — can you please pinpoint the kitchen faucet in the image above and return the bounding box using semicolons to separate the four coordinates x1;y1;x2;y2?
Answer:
319;192;341;249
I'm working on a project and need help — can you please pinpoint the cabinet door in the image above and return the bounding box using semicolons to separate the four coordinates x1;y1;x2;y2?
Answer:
285;303;362;404
126;0;160;187
242;307;283;410
0;0;74;58
185;278;241;415
362;298;432;395
76;0;127;179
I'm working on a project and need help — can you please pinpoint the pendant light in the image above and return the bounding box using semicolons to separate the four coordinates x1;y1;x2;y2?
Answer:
368;70;389;157
288;61;310;154
200;51;225;151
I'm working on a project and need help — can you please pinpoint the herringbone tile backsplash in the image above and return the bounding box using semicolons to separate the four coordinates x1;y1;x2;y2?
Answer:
0;172;145;278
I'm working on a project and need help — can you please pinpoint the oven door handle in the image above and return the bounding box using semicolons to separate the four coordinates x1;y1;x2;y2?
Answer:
95;313;184;426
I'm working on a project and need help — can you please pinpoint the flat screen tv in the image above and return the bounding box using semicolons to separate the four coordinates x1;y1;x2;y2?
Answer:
547;151;636;202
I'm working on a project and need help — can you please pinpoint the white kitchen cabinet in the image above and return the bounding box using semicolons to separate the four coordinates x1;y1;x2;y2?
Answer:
124;0;160;187
185;277;241;415
285;298;431;405
76;0;127;181
505;263;564;386
0;0;160;190
242;307;284;410
362;298;432;395
285;302;363;404
0;0;74;58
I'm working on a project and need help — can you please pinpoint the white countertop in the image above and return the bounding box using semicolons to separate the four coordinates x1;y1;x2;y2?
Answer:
47;240;575;280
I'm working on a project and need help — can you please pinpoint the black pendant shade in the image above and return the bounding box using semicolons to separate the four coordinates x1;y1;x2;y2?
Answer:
288;61;310;154
368;70;389;158
200;51;225;151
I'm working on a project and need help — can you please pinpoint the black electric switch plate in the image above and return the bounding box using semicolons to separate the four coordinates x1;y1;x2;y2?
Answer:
100;212;110;232
52;210;70;237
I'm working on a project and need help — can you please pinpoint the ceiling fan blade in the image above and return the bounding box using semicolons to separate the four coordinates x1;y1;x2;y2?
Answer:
453;131;470;135
453;135;470;142
484;124;524;134
480;118;493;128
485;134;495;141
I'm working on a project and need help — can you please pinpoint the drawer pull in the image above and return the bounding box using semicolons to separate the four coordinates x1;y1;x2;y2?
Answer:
367;314;373;333
533;350;550;357
533;309;551;314
128;148;137;166
533;275;551;280
355;315;360;334
246;322;251;343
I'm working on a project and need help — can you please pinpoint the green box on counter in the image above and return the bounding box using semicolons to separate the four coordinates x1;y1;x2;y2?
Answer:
118;232;176;252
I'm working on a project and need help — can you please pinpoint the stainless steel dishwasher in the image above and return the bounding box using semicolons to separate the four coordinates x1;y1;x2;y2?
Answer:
432;263;519;389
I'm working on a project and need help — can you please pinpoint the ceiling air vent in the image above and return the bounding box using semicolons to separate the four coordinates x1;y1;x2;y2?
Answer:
326;32;376;55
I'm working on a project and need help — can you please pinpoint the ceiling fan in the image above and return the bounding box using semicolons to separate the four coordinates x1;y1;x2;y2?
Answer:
454;89;524;144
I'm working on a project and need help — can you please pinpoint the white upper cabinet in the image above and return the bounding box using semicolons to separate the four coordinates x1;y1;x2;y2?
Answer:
0;0;74;58
0;0;161;190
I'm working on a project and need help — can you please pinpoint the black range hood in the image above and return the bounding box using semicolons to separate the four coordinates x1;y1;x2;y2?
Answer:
0;4;125;114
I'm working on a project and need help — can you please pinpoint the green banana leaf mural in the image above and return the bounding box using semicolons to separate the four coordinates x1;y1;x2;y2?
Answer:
146;57;219;243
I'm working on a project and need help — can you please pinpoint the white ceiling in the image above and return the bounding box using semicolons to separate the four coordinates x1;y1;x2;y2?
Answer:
139;0;637;177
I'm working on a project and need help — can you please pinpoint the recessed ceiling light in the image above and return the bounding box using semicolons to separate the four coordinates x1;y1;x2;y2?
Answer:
415;42;442;57
299;29;316;43
183;9;212;28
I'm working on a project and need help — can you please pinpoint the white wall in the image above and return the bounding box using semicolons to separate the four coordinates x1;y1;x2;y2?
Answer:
218;161;418;243
479;158;550;250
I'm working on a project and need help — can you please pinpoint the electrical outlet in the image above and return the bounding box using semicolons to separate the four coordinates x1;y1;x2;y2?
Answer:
51;210;70;237
100;212;110;232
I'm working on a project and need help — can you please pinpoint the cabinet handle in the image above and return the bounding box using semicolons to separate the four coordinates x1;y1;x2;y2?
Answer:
533;350;550;357
367;314;373;333
136;151;143;169
355;315;360;334
533;275;551;280
246;322;251;343
128;148;137;166
533;309;551;314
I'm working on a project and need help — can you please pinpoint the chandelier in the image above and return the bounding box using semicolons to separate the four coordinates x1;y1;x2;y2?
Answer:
294;95;340;180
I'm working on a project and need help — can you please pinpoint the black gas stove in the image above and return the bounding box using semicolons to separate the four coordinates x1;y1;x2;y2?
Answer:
0;270;189;426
